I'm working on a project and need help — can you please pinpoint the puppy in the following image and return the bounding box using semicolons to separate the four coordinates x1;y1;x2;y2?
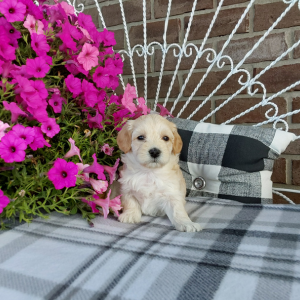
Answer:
116;114;202;232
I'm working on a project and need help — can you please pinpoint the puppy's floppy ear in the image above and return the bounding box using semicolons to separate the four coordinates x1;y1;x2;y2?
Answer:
117;121;133;153
171;123;183;155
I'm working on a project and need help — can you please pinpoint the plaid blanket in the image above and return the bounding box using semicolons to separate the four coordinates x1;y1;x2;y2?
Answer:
0;197;299;300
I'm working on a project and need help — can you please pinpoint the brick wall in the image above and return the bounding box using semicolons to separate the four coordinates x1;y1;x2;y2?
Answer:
80;0;300;203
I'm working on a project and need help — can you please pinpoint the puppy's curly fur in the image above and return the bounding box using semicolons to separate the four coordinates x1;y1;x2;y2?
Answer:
116;114;201;232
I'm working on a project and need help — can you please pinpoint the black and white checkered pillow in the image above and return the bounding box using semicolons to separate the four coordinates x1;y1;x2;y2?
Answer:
170;117;296;204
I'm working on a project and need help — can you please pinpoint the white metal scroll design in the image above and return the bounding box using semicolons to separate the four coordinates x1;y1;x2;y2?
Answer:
65;0;300;203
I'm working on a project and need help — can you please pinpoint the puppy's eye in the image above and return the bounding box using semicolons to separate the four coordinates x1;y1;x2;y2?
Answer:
162;136;169;141
137;135;145;141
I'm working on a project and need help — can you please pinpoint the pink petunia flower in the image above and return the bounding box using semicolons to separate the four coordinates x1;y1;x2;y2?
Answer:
64;61;80;76
113;108;135;131
27;104;48;122
65;74;82;97
121;84;137;113
15;76;37;102
31;80;48;100
56;3;68;20
97;99;106;117
82;79;99;107
24;14;44;35
90;178;108;195
101;144;114;156
87;111;103;130
84;91;98;108
109;193;122;217
82;79;96;94
64;138;82;162
89;27;102;48
92;193;109;218
105;58;118;77
0;121;10;141
77;43;99;71
76;163;89;173
82;198;100;214
26;57;50;78
103;158;120;185
49;94;63;113
109;95;122;105
83;153;106;180
41;54;53;66
19;79;48;110
157;103;174;118
60;2;75;16
137;97;150;115
19;0;43;20
0;0;26;23
96;90;106;103
11;124;35;145
0;28;16;61
113;53;124;75
59;30;77;52
31;33;50;56
0;189;10;214
99;28;116;47
79;26;92;42
29;126;51;151
100;47;114;57
48;87;61;95
76;163;90;182
2;101;27;123
1;61;17;78
108;76;119;90
62;21;82;40
0;132;27;163
93;66;110;89
77;13;96;32
41;118;60;138
123;83;137;99
48;158;78;190
65;60;88;77
1;18;21;41
10;65;29;78
47;5;64;24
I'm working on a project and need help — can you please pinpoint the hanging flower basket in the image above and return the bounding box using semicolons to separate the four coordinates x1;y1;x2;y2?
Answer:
0;0;150;228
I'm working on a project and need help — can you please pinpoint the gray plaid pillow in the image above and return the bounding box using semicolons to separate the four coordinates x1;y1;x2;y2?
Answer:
170;117;296;204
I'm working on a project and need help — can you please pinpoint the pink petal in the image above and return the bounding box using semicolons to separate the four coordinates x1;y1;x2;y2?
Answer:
76;163;90;172
82;198;99;213
0;121;10;141
83;153;106;180
92;192;110;218
90;178;108;194
3;101;27;123
101;143;113;156
109;194;122;217
77;43;99;71
157;103;174;118
64;137;82;162
121;84;137;113
137;97;150;115
103;158;120;185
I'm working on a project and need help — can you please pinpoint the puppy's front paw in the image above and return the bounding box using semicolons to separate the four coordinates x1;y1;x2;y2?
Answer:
175;222;202;232
118;211;141;224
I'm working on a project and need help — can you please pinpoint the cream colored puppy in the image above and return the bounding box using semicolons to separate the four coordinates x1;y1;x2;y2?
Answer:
116;114;202;232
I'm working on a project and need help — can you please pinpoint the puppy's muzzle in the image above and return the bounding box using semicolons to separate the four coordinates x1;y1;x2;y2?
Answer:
149;148;161;158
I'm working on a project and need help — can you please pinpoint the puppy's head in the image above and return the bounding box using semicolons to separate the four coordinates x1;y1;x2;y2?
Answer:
117;114;182;168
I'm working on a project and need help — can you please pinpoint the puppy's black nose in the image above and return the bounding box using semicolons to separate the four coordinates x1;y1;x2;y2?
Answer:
149;148;161;158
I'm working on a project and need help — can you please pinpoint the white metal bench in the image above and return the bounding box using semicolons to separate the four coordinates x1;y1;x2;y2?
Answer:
62;0;300;203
